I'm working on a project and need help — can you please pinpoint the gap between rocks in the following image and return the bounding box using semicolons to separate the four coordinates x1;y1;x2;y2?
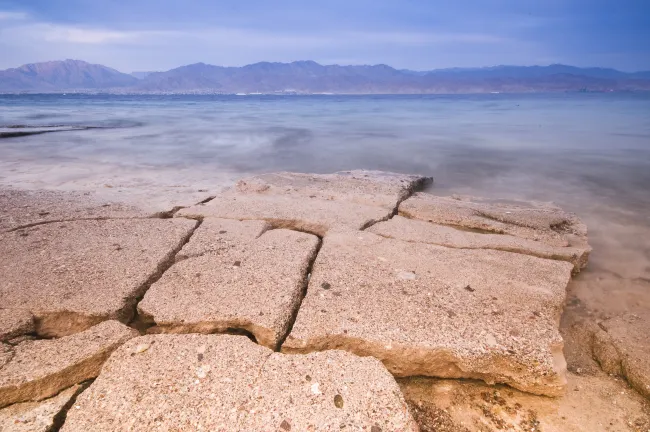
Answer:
47;381;92;432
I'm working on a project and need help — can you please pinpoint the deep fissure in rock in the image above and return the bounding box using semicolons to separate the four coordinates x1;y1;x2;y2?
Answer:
47;381;92;432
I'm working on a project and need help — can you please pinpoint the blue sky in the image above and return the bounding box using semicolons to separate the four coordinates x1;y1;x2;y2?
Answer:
0;0;648;72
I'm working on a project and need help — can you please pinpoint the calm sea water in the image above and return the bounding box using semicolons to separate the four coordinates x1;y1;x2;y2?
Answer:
1;92;649;314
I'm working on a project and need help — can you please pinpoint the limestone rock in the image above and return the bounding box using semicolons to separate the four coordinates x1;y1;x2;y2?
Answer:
177;170;431;236
139;228;319;349
592;313;650;399
0;321;137;408
60;334;417;431
284;231;574;396
0;310;34;342
400;193;590;250
369;215;589;273
0;385;81;432
0;218;196;337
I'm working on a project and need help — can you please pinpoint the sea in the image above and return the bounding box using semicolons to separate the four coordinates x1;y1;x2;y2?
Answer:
1;93;649;309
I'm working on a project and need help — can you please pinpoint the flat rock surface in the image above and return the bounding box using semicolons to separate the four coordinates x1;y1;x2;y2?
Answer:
369;215;589;272
400;193;590;250
139;227;319;349
0;321;137;408
0;188;152;232
177;170;430;236
0;385;80;432
284;231;574;396
0;218;196;337
593;312;650;399
61;334;417;431
0;310;34;342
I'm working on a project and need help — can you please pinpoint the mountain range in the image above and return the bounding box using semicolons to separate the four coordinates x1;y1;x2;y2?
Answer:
1;59;649;94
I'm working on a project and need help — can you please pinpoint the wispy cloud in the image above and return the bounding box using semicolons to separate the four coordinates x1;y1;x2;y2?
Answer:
0;10;28;20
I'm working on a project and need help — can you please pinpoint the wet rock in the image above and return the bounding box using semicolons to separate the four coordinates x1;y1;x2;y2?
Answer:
0;309;34;342
139;228;319;349
60;334;417;431
0;321;136;407
0;385;81;432
0;219;196;337
284;231;573;396
176;171;431;236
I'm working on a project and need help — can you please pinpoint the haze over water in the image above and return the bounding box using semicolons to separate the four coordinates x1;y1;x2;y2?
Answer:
1;93;649;315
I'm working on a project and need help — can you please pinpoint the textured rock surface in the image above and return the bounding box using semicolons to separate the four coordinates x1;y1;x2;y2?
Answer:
177;170;431;236
0;188;151;232
0;385;80;432
139;228;319;349
592;313;650;399
370;215;589;273
0;218;196;337
0;310;34;342
61;334;417;431
0;321;136;408
284;231;573;396
400;193;590;252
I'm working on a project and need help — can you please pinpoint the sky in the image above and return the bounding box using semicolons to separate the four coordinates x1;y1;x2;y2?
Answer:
0;0;649;72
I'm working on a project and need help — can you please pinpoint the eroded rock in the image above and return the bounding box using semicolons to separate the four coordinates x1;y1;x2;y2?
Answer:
60;334;417;431
176;170;431;236
0;385;81;432
0;310;34;342
0;321;136;408
0;218;196;337
139;228;319;349
370;215;589;273
284;231;574;396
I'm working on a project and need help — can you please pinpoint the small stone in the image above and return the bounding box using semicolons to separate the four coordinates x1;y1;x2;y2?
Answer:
280;419;291;430
311;383;321;395
133;344;150;354
321;282;331;290
464;285;475;292
396;271;416;280
371;425;382;432
233;260;241;267
334;394;344;408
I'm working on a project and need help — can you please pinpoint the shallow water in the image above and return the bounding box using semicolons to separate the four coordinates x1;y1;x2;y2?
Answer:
1;93;649;316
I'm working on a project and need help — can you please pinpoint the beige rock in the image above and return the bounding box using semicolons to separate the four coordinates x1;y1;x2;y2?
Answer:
0;321;136;408
177;170;431;236
592;313;650;399
60;334;417;431
400;193;590;250
0;188;151;232
284;231;574;396
369;215;589;273
0;345;11;369
0;385;81;432
0;310;34;342
0;218;197;337
139;228;319;349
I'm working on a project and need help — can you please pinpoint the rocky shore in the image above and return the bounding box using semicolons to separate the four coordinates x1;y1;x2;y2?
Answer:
0;171;648;431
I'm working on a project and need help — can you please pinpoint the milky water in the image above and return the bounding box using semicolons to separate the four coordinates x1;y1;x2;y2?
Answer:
1;93;649;316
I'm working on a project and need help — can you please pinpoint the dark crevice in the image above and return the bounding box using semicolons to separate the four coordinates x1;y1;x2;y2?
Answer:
126;219;202;334
275;235;323;351
47;380;93;432
224;327;258;343
153;206;185;219
196;196;216;205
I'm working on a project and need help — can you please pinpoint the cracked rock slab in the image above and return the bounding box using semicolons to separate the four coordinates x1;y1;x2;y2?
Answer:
0;310;34;342
369;215;589;273
177;170;431;236
0;218;196;337
139;228;319;349
0;385;81;432
400;193;590;251
0;321;136;408
593;312;650;399
284;231;574;396
60;334;417;431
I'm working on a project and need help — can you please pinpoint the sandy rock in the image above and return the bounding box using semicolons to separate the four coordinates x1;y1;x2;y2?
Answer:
284;231;574;396
60;334;417;431
0;321;136;408
177;170;431;236
0;345;12;369
0;385;81;432
369;215;589;273
0;310;34;342
0;218;196;337
592;313;650;399
400;193;590;250
139;228;319;349
0;188;152;232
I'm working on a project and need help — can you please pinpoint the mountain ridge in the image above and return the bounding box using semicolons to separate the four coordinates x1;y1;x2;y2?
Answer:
1;59;649;93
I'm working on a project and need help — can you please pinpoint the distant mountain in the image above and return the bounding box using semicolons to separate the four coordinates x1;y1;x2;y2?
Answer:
0;59;138;92
1;60;649;93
